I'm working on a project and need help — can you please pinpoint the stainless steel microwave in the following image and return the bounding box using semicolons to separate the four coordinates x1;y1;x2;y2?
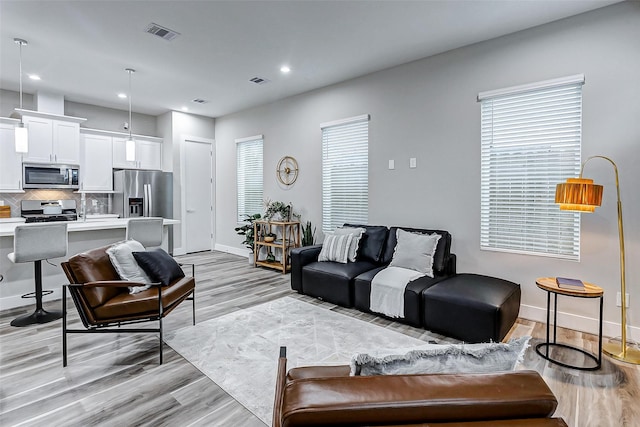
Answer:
23;163;79;189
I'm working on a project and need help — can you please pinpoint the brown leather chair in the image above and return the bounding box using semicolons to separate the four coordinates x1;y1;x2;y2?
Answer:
273;347;568;427
61;243;195;366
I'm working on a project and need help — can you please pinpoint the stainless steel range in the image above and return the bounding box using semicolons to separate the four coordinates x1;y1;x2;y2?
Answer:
21;200;78;223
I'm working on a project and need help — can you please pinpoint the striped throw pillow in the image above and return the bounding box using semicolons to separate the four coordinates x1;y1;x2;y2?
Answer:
318;233;354;264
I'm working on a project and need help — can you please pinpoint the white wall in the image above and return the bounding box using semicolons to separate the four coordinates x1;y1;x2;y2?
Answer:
0;89;34;116
215;2;640;338
66;100;157;136
157;111;215;254
0;90;158;135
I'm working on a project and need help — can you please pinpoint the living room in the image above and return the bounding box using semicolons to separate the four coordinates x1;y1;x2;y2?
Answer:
1;1;639;426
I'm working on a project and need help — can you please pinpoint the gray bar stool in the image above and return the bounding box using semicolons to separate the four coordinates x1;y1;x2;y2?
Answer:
8;223;68;327
126;217;164;248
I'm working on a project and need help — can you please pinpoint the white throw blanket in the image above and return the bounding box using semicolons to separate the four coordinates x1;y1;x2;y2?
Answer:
370;266;425;318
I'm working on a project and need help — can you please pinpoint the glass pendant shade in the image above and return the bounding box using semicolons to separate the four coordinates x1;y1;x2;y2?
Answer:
124;68;136;162
14;38;29;154
125;138;136;161
555;178;603;212
15;122;28;153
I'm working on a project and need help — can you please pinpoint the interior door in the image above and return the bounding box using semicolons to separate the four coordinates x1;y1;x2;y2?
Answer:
185;138;214;253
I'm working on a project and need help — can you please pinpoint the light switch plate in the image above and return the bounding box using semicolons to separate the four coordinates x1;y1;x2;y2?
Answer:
409;158;417;168
388;159;395;169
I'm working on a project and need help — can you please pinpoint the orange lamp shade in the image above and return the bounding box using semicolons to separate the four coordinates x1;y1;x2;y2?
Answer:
555;178;603;212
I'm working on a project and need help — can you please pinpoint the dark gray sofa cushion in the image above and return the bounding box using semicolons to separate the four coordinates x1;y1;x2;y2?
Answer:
301;260;377;307
422;274;521;343
353;267;449;327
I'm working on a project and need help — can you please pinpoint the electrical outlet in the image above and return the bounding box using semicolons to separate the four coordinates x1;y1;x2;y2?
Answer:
616;292;630;307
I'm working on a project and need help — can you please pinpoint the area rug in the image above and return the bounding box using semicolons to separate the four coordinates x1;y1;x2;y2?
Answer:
164;296;434;424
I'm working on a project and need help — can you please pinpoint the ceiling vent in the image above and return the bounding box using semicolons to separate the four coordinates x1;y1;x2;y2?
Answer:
145;23;180;41
191;98;209;104
249;77;271;85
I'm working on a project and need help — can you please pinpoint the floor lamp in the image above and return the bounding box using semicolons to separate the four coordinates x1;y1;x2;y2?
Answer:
555;155;640;364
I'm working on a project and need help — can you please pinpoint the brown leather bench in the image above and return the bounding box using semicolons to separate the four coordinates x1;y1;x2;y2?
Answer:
61;243;195;366
273;347;567;427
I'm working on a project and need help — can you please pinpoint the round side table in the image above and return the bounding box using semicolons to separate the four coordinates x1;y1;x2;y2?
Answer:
535;277;603;371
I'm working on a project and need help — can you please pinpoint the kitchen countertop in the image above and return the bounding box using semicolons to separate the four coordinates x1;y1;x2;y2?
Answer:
0;217;26;224
0;218;180;237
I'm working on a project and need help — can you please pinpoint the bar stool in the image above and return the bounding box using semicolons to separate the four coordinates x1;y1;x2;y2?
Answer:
126;217;164;248
8;223;68;327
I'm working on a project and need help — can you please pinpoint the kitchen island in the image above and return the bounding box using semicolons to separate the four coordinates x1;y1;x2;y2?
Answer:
0;218;179;310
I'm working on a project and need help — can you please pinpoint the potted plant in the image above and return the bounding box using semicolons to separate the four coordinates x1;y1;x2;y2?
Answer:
234;213;261;264
264;232;277;243
301;221;316;246
263;199;301;222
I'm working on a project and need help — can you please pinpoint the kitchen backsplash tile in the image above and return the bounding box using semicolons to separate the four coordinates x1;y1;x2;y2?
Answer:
0;191;111;217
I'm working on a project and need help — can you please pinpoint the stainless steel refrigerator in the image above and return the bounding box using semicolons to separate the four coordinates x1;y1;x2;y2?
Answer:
113;170;173;218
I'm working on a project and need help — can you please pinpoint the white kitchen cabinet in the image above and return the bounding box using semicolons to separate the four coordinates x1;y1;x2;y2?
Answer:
80;132;113;192
19;110;85;165
113;137;162;170
0;120;24;192
53;120;81;164
136;139;162;170
112;137;136;169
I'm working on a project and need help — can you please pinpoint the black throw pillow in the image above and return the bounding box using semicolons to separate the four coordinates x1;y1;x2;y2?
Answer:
344;224;388;263
133;248;185;286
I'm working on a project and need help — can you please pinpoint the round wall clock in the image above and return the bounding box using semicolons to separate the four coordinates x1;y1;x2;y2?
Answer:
276;156;299;185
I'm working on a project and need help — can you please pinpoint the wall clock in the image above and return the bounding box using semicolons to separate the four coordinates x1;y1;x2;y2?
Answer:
276;156;299;186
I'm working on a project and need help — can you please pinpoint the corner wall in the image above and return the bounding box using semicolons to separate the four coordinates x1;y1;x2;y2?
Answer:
214;2;640;339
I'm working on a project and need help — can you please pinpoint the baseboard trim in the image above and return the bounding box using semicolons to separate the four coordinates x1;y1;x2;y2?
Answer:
172;246;187;256
214;244;249;258
519;304;640;342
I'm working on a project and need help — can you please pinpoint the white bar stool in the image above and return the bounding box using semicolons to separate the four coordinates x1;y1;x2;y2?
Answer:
8;223;68;327
126;217;164;248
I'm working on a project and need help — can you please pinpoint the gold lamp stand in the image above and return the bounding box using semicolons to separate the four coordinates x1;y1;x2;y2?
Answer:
556;155;640;364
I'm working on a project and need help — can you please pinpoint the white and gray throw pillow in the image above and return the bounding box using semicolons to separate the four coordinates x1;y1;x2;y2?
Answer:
350;336;530;376
318;233;354;264
389;228;441;277
106;239;152;294
335;227;365;262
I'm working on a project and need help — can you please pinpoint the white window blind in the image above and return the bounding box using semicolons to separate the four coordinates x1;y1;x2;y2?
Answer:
321;115;369;232
479;77;583;260
236;136;263;222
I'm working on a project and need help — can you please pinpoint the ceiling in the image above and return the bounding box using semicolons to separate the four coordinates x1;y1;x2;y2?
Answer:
0;0;620;118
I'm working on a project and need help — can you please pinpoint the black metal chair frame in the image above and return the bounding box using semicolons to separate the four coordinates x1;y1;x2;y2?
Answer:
62;263;196;367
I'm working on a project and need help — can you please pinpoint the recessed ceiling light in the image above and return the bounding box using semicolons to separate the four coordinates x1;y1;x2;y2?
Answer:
118;93;127;99
181;106;188;112
280;66;291;73
28;74;41;81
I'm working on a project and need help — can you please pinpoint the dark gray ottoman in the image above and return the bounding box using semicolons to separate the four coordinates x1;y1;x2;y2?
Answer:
422;273;521;343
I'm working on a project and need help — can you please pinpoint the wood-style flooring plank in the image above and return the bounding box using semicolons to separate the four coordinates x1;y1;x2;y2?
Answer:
1;250;638;426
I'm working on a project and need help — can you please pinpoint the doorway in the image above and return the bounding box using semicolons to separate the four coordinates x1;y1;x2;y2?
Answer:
183;136;214;253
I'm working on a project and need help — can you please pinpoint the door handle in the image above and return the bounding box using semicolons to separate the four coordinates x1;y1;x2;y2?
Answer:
187;209;195;213
143;184;150;216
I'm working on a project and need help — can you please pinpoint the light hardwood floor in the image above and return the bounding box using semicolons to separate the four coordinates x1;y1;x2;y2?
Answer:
1;250;638;426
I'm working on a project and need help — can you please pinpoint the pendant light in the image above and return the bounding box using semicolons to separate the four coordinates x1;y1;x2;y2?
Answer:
125;68;136;162
14;38;28;153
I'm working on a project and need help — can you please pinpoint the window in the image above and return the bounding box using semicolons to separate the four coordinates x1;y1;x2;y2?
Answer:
236;135;263;222
478;75;584;260
321;114;369;232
